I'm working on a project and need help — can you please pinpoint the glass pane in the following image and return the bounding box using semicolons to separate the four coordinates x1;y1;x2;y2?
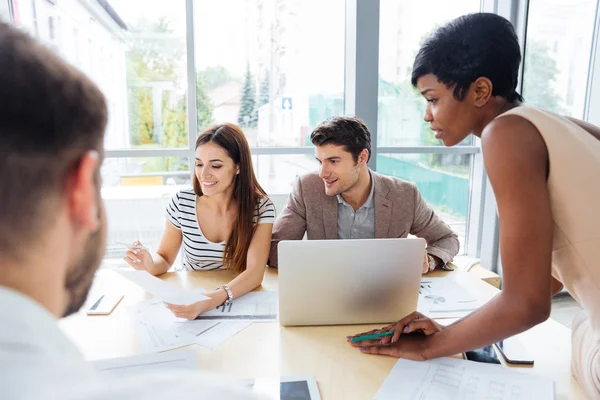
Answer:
12;0;189;150
522;0;597;118
101;157;190;188
101;157;190;261
0;1;9;22
377;0;480;147
252;154;317;195
377;153;471;251
194;0;345;146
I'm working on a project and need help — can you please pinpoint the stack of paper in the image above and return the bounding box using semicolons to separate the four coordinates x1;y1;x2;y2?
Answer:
113;269;278;353
128;299;253;353
375;357;554;400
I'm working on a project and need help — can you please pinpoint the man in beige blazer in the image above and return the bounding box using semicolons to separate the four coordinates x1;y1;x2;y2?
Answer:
269;116;459;273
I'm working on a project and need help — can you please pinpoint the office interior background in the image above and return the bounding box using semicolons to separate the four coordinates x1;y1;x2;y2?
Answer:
1;0;599;280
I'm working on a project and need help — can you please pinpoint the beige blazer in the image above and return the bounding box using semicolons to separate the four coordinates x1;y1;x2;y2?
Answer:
269;170;460;267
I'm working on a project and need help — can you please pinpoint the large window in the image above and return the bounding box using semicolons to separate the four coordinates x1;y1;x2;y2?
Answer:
10;0;600;261
378;153;473;245
377;0;481;249
194;0;345;148
522;0;598;118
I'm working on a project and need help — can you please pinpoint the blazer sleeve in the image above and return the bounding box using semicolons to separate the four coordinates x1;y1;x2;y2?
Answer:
268;175;308;267
409;183;460;264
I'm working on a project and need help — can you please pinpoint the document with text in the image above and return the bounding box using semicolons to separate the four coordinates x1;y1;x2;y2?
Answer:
417;276;485;318
375;357;554;400
194;291;278;322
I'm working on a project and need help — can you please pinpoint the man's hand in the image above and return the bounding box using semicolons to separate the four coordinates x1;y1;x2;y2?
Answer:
422;252;430;274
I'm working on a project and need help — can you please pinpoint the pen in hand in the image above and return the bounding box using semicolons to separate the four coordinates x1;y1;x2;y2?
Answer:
115;241;148;251
351;330;394;343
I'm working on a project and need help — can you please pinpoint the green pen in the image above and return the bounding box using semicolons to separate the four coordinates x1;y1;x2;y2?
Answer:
351;330;394;343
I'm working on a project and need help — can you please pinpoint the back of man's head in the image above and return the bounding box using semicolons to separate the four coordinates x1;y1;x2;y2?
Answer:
0;21;107;262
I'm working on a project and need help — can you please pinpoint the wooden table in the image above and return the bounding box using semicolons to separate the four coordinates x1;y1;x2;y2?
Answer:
59;267;585;400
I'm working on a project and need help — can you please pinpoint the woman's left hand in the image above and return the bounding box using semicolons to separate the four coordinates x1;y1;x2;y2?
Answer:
165;292;223;320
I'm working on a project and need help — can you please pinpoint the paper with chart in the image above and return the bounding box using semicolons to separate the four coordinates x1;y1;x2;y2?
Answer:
180;320;251;349
128;299;251;353
194;291;278;322
417;276;485;318
128;299;197;353
115;269;209;305
375;357;554;400
92;349;197;376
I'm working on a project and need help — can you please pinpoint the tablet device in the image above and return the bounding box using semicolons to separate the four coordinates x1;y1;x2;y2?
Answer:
464;345;501;364
239;375;321;400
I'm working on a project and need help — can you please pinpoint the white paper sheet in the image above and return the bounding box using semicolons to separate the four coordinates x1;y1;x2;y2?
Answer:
417;276;484;318
129;299;251;353
177;320;251;349
114;269;209;305
375;358;554;400
194;291;278;322
130;311;197;353
92;349;197;376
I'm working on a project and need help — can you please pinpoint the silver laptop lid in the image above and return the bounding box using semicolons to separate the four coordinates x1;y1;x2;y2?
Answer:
278;238;425;326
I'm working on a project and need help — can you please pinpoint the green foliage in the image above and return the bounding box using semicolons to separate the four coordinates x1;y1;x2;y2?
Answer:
257;72;270;108
522;40;565;114
238;65;257;127
198;66;233;90
196;78;213;131
126;17;182;83
127;87;154;145
125;16;215;179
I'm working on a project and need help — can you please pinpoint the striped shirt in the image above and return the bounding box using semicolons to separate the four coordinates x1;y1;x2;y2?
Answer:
165;189;275;271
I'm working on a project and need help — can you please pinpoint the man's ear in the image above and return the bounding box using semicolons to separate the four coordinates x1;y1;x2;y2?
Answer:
67;151;100;232
358;149;369;165
472;77;493;107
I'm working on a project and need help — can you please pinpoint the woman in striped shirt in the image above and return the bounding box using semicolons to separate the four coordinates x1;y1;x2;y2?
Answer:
124;123;275;319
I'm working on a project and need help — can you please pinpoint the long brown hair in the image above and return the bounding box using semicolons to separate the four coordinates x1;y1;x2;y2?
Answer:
192;123;267;274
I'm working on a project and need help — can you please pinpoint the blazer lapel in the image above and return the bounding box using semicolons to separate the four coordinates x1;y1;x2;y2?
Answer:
373;173;392;238
322;195;338;239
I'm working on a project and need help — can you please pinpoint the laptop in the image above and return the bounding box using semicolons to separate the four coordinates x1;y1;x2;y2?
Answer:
278;238;425;326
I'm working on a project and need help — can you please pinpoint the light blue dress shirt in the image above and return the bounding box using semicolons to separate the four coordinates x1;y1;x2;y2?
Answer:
337;178;375;239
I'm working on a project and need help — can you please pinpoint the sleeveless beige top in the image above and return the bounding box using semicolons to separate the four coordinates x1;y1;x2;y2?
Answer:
501;106;600;338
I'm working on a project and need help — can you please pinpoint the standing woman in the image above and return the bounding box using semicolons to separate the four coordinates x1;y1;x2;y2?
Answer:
125;123;275;319
350;13;600;397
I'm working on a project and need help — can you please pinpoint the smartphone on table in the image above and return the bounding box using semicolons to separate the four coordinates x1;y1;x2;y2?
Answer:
86;293;124;315
494;336;534;365
464;336;534;365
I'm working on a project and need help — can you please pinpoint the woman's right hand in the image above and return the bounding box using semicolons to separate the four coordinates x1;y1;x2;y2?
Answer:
123;241;153;272
347;311;443;347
